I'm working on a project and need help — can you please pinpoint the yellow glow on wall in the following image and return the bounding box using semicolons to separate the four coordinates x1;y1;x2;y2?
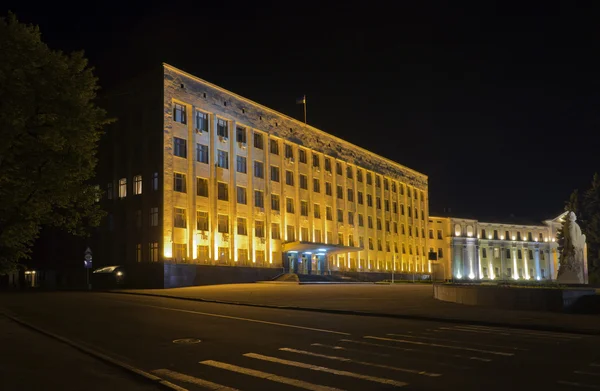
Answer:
164;241;173;258
192;239;197;259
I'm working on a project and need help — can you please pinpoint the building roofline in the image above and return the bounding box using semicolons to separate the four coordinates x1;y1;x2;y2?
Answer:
428;215;548;228
163;63;428;181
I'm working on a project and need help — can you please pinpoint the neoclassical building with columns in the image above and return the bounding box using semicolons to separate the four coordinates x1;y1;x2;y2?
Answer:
95;63;430;285
428;214;564;281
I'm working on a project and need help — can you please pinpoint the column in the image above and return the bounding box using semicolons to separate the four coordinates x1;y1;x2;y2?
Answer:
187;104;195;262
534;247;541;280
210;113;218;262
229;120;236;265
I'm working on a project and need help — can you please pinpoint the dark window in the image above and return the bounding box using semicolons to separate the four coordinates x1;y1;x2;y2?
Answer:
324;158;331;172
347;188;354;202
336;162;342;175
285;170;294;186
253;132;264;149
325;182;332;196
255;190;264;208
236;156;247;173
299;149;307;163
269;139;279;155
254;161;264;178
285;144;293;159
236;126;246;143
197;177;208;197
271;194;280;211
173;173;186;193
313;178;320;193
174;208;186;228
174;137;187;158
217;182;228;201
196;143;208;163
270;166;280;182
217;118;228;138
236;186;247;204
312;154;320;168
299;174;308;189
217;150;228;168
195;111;208;131
173;103;186;124
337;185;343;199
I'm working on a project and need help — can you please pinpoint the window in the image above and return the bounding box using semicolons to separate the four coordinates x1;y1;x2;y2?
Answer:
287;225;295;241
337;209;343;223
119;178;127;198
409;226;412;236
399;184;404;195
197;211;208;230
393;222;398;233
300;200;309;216
312;154;320;168
174;137;187;158
401;224;405;234
346;166;353;178
414;208;418;219
299;174;308;189
518;249;522;259
376;197;381;209
400;204;405;215
325;182;332;196
270;166;280;182
254;190;264;208
481;229;486;238
218;214;229;233
301;228;309;242
415;227;419;237
153;172;159;191
326;206;333;221
393;202;397;214
285;170;294;186
358;191;363;204
326;231;333;244
314;204;321;219
173;103;186;123
366;173;372;185
494;247;500;258
285;144;293;159
375;176;381;188
377;218;382;230
313;178;320;192
197;177;208;197
377;239;383;251
195;111;208;132
386;241;390;252
324;158;331;172
385;179;390;191
369;238;374;250
196;143;209;163
174;208;186;228
132;175;142;195
150;207;158;226
347;189;354;202
506;249;511;259
218;247;229;262
238;249;249;264
357;169;363;182
337;185;343;199
429;229;434;239
422;228;425;238
236;155;247;173
384;200;390;212
360;237;365;249
482;248;487;258
272;223;281;239
299;149;307;163
368;216;373;229
529;249;534;259
174;173;186;193
271;194;280;211
286;197;295;213
217;118;228;138
402;243;406;254
255;221;265;237
386;221;390;232
236;186;247;204
149;242;158;262
437;229;442;239
254;161;264;178
367;194;373;207
338;233;344;245
541;252;545;261
217;182;228;201
253;132;264;149
136;210;142;228
336;162;342;175
438;248;443;258
236;126;246;143
314;229;322;243
358;214;364;227
408;207;412;218
413;189;418;199
217;150;229;168
392;182;396;192
505;231;510;240
517;232;522;241
348;212;354;225
269;139;279;155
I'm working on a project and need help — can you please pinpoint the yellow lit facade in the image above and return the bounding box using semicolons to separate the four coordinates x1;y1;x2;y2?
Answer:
161;64;429;274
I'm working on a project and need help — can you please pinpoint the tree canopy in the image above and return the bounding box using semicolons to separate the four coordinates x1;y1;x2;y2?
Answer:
0;14;110;274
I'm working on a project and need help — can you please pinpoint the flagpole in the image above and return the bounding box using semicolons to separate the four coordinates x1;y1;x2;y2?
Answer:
303;95;307;125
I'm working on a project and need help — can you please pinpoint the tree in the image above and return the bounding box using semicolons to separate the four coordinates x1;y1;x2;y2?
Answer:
582;173;600;284
0;14;111;274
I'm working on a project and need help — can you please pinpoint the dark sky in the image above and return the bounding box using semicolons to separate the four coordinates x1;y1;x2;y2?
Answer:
6;2;600;222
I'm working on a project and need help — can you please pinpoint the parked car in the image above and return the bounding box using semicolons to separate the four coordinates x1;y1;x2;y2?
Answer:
92;265;126;289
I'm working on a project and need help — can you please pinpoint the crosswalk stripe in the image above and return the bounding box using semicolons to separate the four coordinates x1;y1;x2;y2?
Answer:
386;333;527;351
457;325;580;339
557;380;600;389
199;360;344;391
339;339;479;367
364;336;514;356
279;347;441;377
152;368;238;390
243;352;407;387
311;343;392;357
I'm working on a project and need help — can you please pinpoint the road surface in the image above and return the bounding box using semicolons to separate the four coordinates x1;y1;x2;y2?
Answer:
1;291;599;390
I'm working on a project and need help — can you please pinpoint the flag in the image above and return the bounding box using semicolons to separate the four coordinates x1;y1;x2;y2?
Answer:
296;95;306;105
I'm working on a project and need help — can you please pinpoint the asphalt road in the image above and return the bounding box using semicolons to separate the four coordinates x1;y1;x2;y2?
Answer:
1;291;599;391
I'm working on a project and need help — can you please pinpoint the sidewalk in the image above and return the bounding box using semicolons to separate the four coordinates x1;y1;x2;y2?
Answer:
112;283;600;335
0;317;162;391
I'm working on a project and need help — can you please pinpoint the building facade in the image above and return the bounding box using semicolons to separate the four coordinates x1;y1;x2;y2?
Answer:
428;214;564;281
95;64;430;284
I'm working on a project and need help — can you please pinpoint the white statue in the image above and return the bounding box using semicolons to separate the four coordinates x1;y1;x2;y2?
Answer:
558;212;588;284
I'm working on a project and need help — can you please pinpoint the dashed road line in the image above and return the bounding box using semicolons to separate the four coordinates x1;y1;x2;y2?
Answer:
279;347;441;377
153;369;239;391
386;333;527;351
575;371;600;377
243;352;407;387
457;325;581;339
199;360;344;391
311;343;391;357
557;380;600;389
437;327;510;336
364;336;514;356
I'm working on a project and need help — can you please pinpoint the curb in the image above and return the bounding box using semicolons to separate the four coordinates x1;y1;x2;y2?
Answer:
256;281;375;285
1;312;188;391
109;290;600;336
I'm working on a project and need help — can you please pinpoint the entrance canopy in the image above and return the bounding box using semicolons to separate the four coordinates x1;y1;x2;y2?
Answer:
282;241;363;255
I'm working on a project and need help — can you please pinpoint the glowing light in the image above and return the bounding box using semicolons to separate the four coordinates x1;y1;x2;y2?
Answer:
468;273;475;279
456;273;462;279
304;252;312;255
317;248;327;252
288;251;297;254
534;238;538;242
552;238;556;242
500;236;504;240
488;235;492;239
512;236;516;241
544;238;548;242
32;271;36;274
116;271;123;277
164;242;173;258
536;276;541;281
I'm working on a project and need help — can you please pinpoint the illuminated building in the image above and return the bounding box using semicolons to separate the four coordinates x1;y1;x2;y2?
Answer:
96;64;429;285
428;214;563;281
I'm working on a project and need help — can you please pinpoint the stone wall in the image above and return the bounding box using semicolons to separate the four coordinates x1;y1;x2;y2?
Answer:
164;263;284;288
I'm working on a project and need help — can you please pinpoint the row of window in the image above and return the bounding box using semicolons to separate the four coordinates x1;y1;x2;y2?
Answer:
108;173;159;199
172;134;425;199
481;247;547;261
478;267;547;280
455;225;549;242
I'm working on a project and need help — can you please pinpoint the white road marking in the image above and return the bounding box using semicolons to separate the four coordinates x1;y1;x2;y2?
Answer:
575;371;600;377
339;339;481;366
199;360;344;391
311;343;391;357
457;325;581;339
591;363;600;367
437;327;510;336
153;369;238;390
386;333;527;351
279;347;441;377
557;380;600;389
131;303;350;335
364;336;514;356
243;352;407;387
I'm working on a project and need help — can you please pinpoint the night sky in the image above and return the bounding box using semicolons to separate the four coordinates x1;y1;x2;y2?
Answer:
6;2;600;222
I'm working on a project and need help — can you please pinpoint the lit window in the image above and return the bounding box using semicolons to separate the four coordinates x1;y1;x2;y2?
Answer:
119;178;127;198
149;242;158;262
